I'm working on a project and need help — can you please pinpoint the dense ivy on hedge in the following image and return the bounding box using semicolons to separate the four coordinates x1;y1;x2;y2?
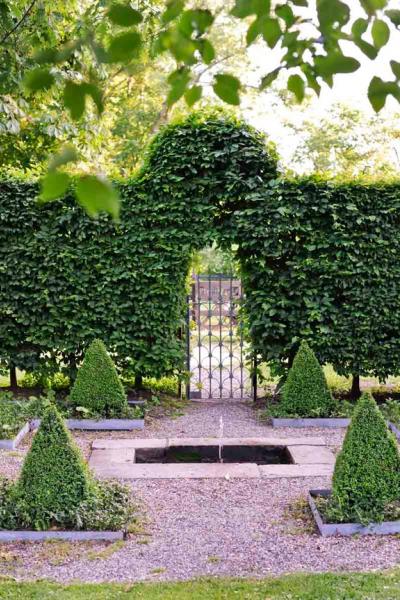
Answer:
329;393;400;523
69;339;127;415
234;179;400;379
0;113;275;379
278;341;334;417
2;112;400;381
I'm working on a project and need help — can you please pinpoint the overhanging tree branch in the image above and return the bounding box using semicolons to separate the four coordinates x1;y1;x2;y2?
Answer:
0;0;37;46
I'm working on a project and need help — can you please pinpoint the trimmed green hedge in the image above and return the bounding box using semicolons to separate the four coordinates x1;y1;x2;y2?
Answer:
234;178;400;379
278;341;334;417
0;113;275;379
69;339;127;415
329;393;400;523
2;113;400;381
14;405;93;530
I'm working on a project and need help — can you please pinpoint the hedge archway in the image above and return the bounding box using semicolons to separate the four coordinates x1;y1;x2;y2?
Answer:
1;112;400;384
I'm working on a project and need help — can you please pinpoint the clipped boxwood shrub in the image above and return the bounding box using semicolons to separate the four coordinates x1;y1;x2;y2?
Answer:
329;392;400;524
278;341;334;417
69;339;127;416
14;405;93;530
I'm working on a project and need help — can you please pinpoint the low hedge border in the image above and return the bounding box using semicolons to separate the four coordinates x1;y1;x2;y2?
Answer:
308;489;400;537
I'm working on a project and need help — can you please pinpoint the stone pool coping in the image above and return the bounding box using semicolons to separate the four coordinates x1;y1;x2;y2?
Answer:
308;489;400;536
89;436;336;480
0;530;124;543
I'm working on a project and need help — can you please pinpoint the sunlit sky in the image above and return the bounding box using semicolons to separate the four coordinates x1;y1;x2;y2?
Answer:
230;0;400;168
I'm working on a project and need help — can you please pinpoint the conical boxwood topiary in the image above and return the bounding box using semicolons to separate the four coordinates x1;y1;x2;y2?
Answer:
279;341;334;417
330;392;400;524
69;339;127;416
15;405;93;530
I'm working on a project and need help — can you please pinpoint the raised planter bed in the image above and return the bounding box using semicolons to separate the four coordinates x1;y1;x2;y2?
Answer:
272;417;350;428
0;422;30;450
0;529;125;542
30;418;144;431
308;489;400;536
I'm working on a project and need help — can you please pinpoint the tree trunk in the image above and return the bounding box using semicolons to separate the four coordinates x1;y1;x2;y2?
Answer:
135;374;143;390
9;364;17;389
350;374;361;400
68;354;78;383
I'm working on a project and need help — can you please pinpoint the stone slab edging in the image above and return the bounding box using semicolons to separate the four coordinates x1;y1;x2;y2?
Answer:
272;418;351;428
0;530;124;542
0;421;30;450
389;422;400;440
308;489;400;536
30;418;144;431
91;435;326;450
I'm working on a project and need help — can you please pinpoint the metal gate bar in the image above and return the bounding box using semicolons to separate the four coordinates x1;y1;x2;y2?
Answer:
186;273;250;400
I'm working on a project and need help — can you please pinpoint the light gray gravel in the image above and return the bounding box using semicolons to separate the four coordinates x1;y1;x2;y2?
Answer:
0;399;399;583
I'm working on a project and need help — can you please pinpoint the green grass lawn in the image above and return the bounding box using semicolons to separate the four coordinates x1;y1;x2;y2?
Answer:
0;572;399;599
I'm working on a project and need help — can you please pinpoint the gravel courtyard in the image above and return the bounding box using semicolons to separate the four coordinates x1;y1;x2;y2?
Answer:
0;400;400;583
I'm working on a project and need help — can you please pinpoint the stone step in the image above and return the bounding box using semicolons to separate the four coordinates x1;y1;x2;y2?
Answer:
287;445;336;465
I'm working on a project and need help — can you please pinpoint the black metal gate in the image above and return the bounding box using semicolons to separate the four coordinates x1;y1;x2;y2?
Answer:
186;274;251;400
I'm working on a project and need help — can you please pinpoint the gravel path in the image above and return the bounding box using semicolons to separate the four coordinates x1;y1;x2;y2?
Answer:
0;400;399;582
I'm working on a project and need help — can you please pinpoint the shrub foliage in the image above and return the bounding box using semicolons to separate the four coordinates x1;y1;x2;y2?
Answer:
234;179;400;379
278;341;334;417
0;114;275;380
69;339;127;416
2;114;400;381
330;392;400;523
14;405;93;530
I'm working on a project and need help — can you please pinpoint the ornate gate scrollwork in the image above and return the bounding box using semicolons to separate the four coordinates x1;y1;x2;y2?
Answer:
186;274;251;400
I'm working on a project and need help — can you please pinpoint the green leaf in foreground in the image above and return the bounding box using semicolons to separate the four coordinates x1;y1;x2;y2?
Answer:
371;18;390;49
287;74;305;101
108;31;142;62
185;85;202;107
76;175;120;219
64;81;86;120
385;9;400;27
213;74;241;105
260;68;281;89
23;68;55;92
368;76;400;111
107;4;143;26
314;53;360;78
48;145;78;170
39;171;70;202
167;68;190;106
